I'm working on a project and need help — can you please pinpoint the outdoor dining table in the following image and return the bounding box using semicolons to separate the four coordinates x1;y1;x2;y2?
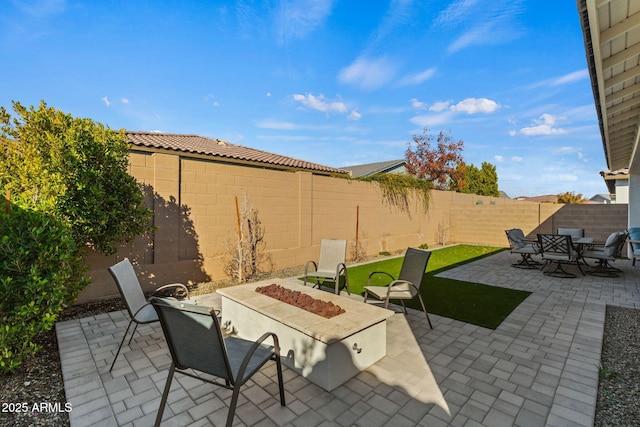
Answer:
574;237;595;264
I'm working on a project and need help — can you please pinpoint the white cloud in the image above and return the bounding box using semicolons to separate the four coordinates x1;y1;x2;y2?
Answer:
429;101;451;112
254;119;333;130
410;111;455;127
255;119;297;130
450;97;499;114
440;0;525;53
121;98;129;104
410;98;427;109
398;67;436;86
101;96;111;107
275;0;334;43
435;0;481;27
494;155;504;162
518;113;567;136
553;146;577;154
338;56;397;90
348;110;362;121
292;93;347;114
551;69;589;86
512;156;523;162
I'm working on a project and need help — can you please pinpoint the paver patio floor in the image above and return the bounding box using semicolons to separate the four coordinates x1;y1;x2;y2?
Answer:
56;251;640;426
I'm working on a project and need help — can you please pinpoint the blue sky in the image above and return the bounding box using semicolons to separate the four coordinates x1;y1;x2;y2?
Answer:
1;0;606;198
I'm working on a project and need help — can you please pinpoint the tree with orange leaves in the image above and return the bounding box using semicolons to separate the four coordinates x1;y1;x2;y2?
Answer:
405;128;465;191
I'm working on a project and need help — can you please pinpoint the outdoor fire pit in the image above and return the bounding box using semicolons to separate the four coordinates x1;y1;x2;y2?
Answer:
255;283;345;318
218;279;394;391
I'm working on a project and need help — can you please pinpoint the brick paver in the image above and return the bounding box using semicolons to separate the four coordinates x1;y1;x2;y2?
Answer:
57;251;640;426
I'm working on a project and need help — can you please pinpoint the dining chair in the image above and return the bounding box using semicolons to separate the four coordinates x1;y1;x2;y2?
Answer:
537;234;584;278
582;231;628;277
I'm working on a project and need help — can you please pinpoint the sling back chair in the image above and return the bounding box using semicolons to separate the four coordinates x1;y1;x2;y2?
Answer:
303;239;350;295
363;247;433;328
150;297;285;427
107;258;189;372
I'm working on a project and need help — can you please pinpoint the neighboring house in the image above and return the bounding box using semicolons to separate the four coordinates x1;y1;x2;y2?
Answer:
515;195;559;203
341;159;407;178
599;168;629;204
127;131;350;176
590;194;612;204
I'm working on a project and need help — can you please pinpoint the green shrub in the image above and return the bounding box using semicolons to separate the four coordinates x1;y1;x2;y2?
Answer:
419;243;429;249
0;207;87;374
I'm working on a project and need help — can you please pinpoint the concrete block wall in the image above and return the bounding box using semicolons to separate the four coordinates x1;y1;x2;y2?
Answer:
78;150;629;303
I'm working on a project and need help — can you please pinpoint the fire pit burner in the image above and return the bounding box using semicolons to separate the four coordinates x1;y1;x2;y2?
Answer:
256;283;345;319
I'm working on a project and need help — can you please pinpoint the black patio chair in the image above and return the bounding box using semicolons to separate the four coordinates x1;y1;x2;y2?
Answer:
150;297;285;427
363;247;433;328
537;234;584;278
107;258;189;372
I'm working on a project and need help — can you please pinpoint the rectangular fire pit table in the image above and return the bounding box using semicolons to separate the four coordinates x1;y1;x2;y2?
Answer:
217;279;394;391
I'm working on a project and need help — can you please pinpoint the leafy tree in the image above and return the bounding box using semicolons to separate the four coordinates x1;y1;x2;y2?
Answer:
460;162;499;197
405;128;465;191
557;191;586;204
0;100;154;371
0;101;153;255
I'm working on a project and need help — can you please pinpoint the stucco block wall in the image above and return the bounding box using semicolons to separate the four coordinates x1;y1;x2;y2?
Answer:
78;150;629;303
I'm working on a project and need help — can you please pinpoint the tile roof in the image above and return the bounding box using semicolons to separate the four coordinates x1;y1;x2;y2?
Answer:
126;132;349;175
341;159;406;178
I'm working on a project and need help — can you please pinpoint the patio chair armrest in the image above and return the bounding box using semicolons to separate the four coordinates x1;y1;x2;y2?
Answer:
367;271;395;287
235;332;280;384
335;262;347;276
304;261;318;275
388;279;417;295
151;283;190;299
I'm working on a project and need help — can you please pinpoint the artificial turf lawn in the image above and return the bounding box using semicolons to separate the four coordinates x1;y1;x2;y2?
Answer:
305;245;531;330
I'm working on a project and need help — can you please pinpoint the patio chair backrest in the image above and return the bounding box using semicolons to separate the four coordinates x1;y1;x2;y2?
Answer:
506;228;527;249
108;258;149;320
538;234;574;260
603;231;627;257
557;228;584;240
150;297;233;382
317;239;347;271
397;248;431;294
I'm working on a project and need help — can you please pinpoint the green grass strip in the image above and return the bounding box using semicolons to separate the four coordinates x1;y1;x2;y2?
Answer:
303;245;530;329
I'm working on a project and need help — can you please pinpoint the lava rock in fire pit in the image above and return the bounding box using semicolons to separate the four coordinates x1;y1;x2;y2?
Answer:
255;284;345;319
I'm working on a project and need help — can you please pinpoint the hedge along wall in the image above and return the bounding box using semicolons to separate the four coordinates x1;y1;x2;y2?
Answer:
79;149;628;303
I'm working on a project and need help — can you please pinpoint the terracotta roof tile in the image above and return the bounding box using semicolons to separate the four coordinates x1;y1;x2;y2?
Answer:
127;132;348;175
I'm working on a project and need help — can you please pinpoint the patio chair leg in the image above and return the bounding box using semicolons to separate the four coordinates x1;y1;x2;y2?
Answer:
110;318;135;372
543;262;576;278
400;300;408;314
417;294;433;329
275;355;285;406
227;383;242;427
154;363;176;427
